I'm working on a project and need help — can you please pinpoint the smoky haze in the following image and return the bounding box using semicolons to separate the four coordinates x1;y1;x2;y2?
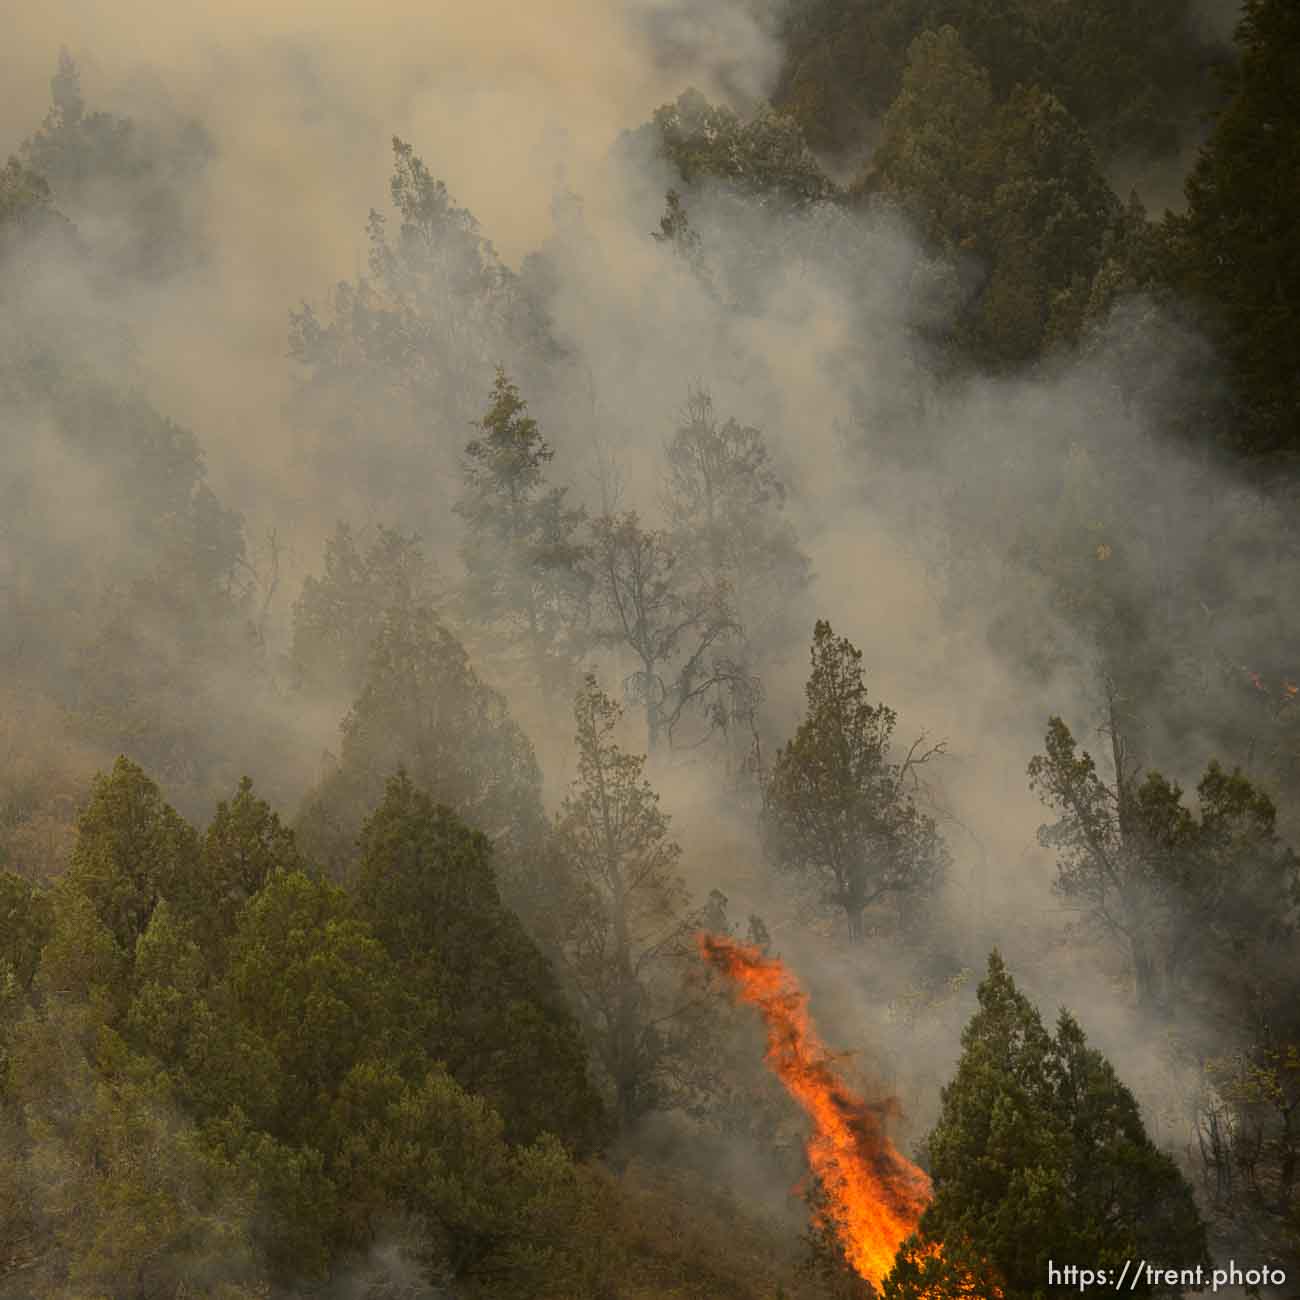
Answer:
2;0;1295;1294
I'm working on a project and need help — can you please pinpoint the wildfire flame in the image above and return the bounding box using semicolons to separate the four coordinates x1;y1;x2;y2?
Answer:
699;933;933;1290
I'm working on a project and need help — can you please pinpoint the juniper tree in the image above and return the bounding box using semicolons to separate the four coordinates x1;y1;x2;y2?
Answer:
1028;711;1299;1016
294;606;546;890
290;522;435;697
550;676;706;1131
883;952;1208;1299
455;367;590;704
762;621;947;940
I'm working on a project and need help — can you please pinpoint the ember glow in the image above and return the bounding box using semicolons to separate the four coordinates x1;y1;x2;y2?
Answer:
698;933;933;1289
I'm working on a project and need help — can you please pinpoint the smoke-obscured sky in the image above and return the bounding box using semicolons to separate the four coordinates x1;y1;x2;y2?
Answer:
4;0;1289;1188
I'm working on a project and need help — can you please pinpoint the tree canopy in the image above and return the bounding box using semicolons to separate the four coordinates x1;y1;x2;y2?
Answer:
763;621;949;939
884;952;1209;1298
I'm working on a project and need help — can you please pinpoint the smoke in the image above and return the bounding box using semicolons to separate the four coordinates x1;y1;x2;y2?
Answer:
700;932;933;1287
3;2;1295;1291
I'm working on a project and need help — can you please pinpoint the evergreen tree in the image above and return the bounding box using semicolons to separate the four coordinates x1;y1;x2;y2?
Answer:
19;50;212;278
1028;713;1299;1016
290;521;435;698
864;27;1121;364
0;156;70;250
456;367;591;704
199;776;304;944
353;772;605;1152
883;952;1209;1298
1163;0;1300;463
774;0;1213;162
644;89;835;209
763;621;948;940
0;870;51;1010
550;676;703;1131
295;605;546;889
225;870;408;1143
65;756;201;955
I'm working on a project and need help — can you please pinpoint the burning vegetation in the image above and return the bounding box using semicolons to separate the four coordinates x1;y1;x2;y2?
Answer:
699;932;933;1290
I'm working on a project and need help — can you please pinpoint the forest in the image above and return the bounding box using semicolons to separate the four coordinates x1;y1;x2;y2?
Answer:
1;0;1298;1295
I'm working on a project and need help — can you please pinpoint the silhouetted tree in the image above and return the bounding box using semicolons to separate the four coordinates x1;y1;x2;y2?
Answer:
456;368;591;703
763;621;948;939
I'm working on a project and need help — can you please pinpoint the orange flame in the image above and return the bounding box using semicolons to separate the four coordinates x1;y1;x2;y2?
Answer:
699;933;933;1290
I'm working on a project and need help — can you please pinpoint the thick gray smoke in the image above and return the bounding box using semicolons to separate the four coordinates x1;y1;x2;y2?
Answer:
3;6;1293;1288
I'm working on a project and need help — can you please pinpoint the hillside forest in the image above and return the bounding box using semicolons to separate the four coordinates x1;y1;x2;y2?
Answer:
1;0;1299;1295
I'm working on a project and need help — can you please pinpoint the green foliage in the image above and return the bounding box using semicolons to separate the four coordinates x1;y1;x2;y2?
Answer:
763;621;948;939
200;776;304;939
775;0;1214;162
1029;714;1299;1014
66;756;201;954
19;50;213;278
862;25;995;246
354;773;605;1152
295;605;545;883
5;11;1300;1296
1163;0;1300;463
291;522;436;698
883;952;1209;1298
865;27;1122;363
0;870;52;1002
550;676;702;1131
647;88;835;208
456;368;591;702
125;898;206;1064
0;155;70;250
227;870;408;1138
3;1002;267;1297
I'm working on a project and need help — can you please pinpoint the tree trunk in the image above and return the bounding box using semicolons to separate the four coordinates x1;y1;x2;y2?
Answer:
1131;933;1165;1015
845;905;864;942
646;694;661;753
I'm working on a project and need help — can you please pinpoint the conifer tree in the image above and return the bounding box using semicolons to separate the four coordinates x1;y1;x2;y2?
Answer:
884;952;1208;1298
550;676;704;1131
456;367;590;703
763;621;947;940
1164;0;1300;461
